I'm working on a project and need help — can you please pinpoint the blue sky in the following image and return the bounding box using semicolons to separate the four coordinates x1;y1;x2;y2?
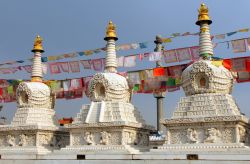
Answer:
0;0;250;126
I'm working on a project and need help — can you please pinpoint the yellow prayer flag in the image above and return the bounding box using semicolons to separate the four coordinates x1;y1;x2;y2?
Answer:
211;60;223;67
47;56;57;61
238;28;249;32
84;50;93;56
139;71;146;81
162;38;172;43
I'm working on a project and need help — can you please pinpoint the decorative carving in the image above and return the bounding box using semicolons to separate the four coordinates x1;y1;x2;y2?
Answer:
7;135;15;146
88;73;130;102
84;132;95;145
18;134;27;146
100;131;111;145
182;60;233;96
238;126;246;143
204;128;221;143
186;128;198;143
72;134;82;146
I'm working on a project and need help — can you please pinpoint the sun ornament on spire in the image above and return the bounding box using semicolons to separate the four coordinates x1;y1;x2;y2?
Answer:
196;3;212;25
32;35;44;53
104;21;118;41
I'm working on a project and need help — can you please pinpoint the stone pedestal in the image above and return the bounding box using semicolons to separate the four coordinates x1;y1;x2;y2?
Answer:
0;125;69;154
61;72;154;154
62;101;153;154
0;82;69;155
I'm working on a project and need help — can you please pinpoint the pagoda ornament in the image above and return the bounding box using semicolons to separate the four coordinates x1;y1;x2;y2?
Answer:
104;20;118;73
196;3;213;60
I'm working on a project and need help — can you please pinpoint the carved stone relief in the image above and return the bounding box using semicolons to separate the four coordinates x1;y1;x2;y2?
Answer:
204;128;221;143
186;128;198;143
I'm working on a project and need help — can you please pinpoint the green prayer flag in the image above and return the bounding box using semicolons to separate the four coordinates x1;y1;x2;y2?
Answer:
133;84;140;91
7;86;13;94
167;77;176;86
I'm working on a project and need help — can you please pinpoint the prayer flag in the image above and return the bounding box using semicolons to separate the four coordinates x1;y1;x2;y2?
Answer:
49;63;61;74
171;33;180;37
7;86;13;95
236;72;250;82
139;42;148;49
153;67;165;76
131;43;139;49
80;60;92;69
247;38;250;50
120;44;131;50
182;32;191;36
22;65;33;73
211;60;223;67
149;52;162;61
59;62;69;73
162;38;172;43
176;48;191;62
124;55;136;67
246;58;250;72
238;28;249;32
167;77;176;87
223;59;232;70
78;52;85;56
41;57;48;62
93;49;102;54
42;63;48;74
133;84;140;91
231;57;246;71
92;58;103;71
70;78;83;90
117;56;124;67
164;50;178;63
69;61;80;73
47;56;57;61
190;46;200;60
231;39;246;53
215;34;225;39
84;50;93;56
128;72;141;84
227;31;237;36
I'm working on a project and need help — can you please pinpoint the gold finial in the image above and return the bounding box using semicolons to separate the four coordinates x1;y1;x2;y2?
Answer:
104;20;118;41
196;3;212;25
32;35;44;53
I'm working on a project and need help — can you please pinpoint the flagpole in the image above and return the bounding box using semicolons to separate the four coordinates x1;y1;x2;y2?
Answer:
153;35;165;132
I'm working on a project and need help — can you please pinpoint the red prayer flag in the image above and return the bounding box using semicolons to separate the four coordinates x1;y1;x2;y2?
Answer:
246;58;250;72
223;59;232;70
153;67;165;76
49;63;61;74
69;61;80;73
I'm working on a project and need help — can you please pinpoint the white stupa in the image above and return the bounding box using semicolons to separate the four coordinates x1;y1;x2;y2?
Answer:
0;35;69;156
155;3;250;151
62;21;154;154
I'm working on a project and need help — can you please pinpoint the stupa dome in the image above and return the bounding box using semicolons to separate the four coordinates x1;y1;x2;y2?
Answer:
181;60;234;96
16;82;54;109
88;72;131;102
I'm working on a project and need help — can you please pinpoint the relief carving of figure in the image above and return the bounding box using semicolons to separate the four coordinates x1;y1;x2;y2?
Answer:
187;128;198;143
204;128;221;143
137;133;147;146
100;131;111;145
84;132;95;145
238;126;246;143
7;135;15;146
18;134;27;146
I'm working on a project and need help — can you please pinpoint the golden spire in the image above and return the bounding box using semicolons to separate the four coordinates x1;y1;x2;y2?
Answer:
104;20;118;41
196;3;212;25
31;35;44;53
